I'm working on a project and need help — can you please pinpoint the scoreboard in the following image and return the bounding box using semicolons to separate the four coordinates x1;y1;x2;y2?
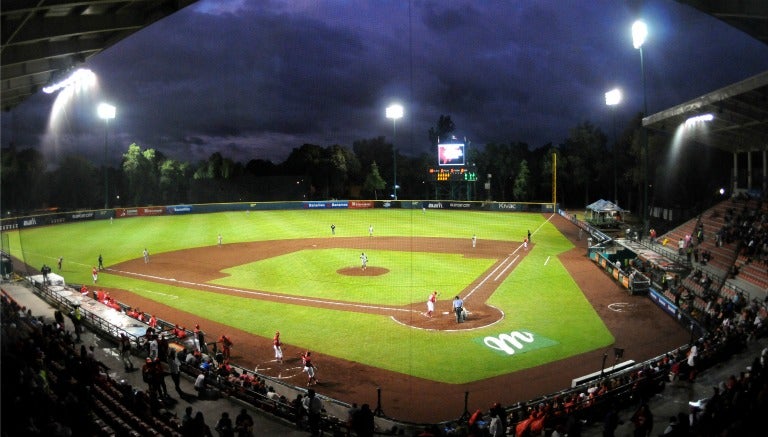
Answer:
429;168;477;182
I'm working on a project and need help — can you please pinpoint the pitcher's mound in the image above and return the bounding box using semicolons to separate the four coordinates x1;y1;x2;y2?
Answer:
337;266;389;276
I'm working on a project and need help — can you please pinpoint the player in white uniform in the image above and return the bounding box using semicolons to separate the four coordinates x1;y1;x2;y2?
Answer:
273;331;283;363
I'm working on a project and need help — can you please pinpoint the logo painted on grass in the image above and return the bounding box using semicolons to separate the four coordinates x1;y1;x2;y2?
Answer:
478;330;557;356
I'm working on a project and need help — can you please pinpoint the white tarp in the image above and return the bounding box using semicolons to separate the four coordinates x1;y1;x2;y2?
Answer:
586;199;623;212
27;273;65;287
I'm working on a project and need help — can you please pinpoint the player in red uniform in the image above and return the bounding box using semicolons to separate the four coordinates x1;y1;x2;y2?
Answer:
273;331;283;363
301;351;318;386
219;334;233;360
425;291;437;317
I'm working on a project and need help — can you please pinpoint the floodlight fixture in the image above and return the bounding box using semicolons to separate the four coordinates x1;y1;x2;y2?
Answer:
632;20;647;49
386;104;404;121
97;102;116;120
684;113;714;126
43;68;96;94
605;88;622;106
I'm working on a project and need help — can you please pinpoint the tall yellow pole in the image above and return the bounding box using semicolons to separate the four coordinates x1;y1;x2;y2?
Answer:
552;153;557;206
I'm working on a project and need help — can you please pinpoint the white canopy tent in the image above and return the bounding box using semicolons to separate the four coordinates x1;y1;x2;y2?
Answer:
586;199;624;225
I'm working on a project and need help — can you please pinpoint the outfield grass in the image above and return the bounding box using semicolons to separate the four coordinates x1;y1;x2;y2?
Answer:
6;209;613;384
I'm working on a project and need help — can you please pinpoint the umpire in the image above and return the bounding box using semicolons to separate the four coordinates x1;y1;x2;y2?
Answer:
453;295;464;323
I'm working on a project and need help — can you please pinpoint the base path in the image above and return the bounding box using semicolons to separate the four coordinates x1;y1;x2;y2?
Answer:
99;215;689;423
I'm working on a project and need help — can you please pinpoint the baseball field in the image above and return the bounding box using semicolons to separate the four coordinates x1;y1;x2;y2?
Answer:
5;208;690;423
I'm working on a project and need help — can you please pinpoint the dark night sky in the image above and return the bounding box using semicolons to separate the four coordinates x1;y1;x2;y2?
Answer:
2;0;767;167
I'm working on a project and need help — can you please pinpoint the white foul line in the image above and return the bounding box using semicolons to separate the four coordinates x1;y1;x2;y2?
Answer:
111;268;418;314
494;255;519;281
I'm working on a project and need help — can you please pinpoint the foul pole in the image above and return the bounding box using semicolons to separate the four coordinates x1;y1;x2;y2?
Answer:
552;153;557;206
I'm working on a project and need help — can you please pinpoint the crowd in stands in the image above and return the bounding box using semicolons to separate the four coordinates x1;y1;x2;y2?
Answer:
0;290;318;437
449;296;767;437
714;201;768;264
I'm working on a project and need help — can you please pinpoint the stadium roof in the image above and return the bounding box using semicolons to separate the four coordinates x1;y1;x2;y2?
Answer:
643;70;768;153
644;1;768;154
1;0;199;111
676;0;768;47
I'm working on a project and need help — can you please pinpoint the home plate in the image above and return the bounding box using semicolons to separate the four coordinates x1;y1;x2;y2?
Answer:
442;311;450;315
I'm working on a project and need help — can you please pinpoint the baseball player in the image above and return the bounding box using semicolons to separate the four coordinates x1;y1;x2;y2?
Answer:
301;351;318;386
360;252;368;271
273;331;283;363
425;291;438;317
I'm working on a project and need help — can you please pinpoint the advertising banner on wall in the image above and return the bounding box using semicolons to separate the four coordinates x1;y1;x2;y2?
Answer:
114;207;165;218
348;201;374;209
303;201;349;209
67;211;96;222
491;203;557;212
166;205;194;214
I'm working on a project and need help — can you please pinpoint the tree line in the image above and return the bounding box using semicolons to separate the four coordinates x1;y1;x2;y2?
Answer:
1;114;727;216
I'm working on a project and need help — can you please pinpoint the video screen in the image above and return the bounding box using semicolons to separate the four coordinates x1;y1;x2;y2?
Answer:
437;142;465;166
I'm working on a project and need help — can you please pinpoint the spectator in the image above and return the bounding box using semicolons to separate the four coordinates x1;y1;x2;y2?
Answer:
180;406;195;434
194;370;207;399
630;402;654;437
215;412;235;437
119;332;134;371
168;348;183;394
292;394;306;430
235;408;254;437
346;402;359;435
193;411;214;437
353;403;375;437
303;388;323;436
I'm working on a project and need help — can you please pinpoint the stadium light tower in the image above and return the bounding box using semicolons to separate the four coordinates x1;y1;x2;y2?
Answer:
43;68;96;94
632;19;649;238
386;103;404;200
605;88;622;206
97;103;116;209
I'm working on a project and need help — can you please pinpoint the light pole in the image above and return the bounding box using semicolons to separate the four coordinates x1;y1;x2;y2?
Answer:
605;88;622;206
632;19;649;238
97;103;116;209
386;104;403;200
